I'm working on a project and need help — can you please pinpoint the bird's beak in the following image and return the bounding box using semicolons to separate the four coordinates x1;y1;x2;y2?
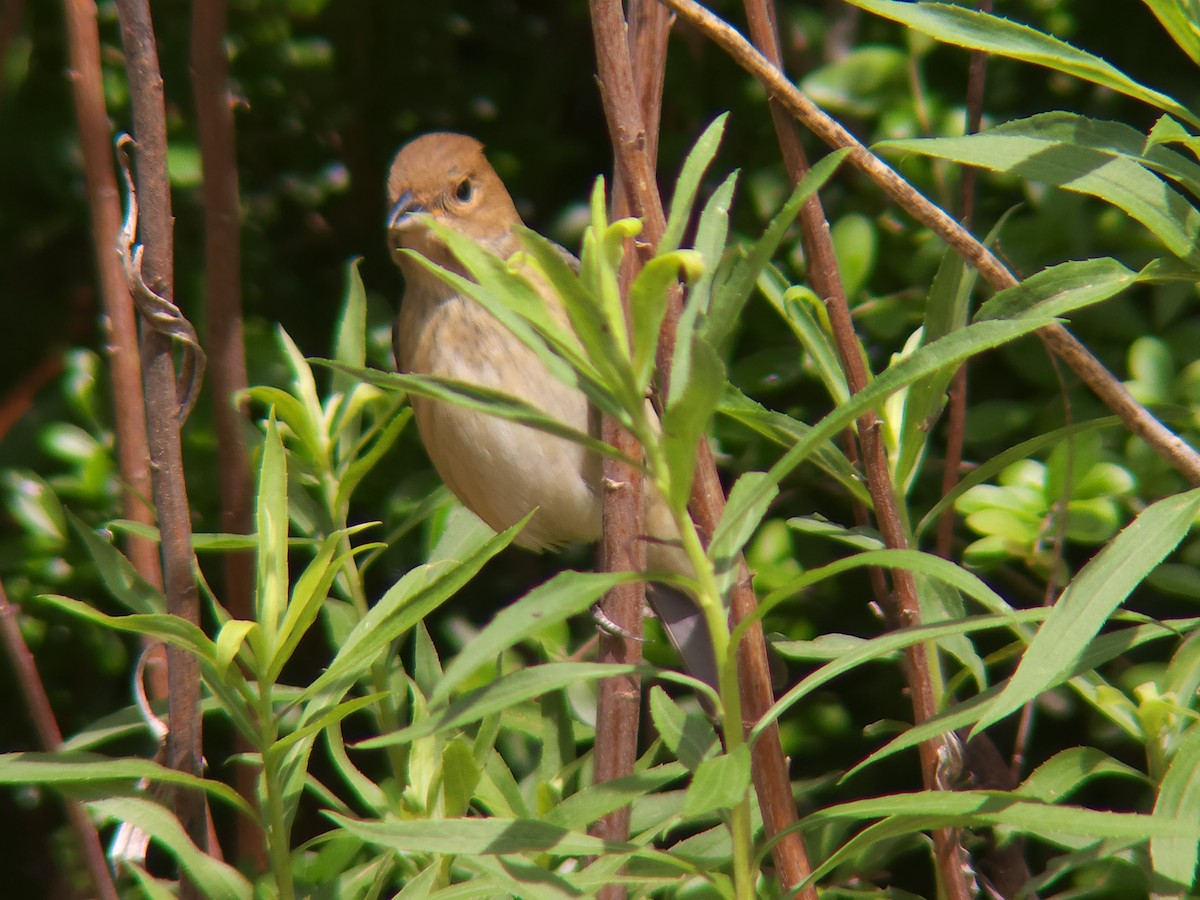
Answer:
387;190;425;231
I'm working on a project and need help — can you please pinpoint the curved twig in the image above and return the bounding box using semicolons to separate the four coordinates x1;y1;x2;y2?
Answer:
116;135;206;423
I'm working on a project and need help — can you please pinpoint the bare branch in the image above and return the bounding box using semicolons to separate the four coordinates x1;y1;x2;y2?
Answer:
114;0;208;887
191;0;262;870
0;580;119;900
738;1;969;895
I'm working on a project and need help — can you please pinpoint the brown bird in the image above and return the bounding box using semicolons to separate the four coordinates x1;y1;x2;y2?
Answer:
386;132;716;689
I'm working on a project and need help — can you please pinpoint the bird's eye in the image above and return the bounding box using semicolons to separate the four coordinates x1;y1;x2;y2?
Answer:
454;178;474;203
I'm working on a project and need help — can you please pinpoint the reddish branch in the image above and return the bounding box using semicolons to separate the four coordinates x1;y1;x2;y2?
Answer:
60;0;164;711
0;580;119;900
589;0;816;894
658;0;1200;488
590;2;664;881
113;0;207;888
191;0;263;870
736;2;970;896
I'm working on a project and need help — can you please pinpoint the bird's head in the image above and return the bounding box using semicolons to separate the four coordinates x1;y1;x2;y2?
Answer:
385;132;522;274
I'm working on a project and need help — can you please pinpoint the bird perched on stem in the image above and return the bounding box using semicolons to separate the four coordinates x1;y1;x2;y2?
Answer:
385;132;716;689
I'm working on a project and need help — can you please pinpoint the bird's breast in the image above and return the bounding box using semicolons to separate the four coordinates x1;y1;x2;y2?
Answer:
397;282;601;550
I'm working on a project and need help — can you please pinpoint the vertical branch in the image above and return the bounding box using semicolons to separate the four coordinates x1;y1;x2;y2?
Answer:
936;0;992;562
113;0;207;886
0;580;119;900
738;2;970;897
591;4;667;882
60;0;165;696
590;1;815;893
191;0;262;870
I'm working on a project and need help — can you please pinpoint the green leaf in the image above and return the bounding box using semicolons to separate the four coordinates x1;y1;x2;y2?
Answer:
681;744;751;818
648;686;718;772
831;213;876;298
326;811;643;857
705;148;850;351
1000;112;1200;200
214;618;257;678
628;250;703;397
277;327;329;465
68;512;165;615
1017;747;1147;804
274;693;385;755
846;0;1200;128
881;120;1200;263
917;575;985;691
544;760;689;831
661;334;725;511
976;257;1138;323
745;312;1091;530
37;595;216;664
686;171;737;335
802;46;908;119
1152;724;1200;892
91;797;252;900
332;257;367;394
359;663;640;748
6;470;67;543
709;472;777;597
432;570;638;704
894;247;976;493
122;864;178;900
0;751;251;816
270;529;378;683
915;417;1121;538
242;386;324;464
807;788;1200;840
796;789;1200;894
334;404;412;512
718;386;869;505
662;113;728;255
441;738;482;819
256;415;289;649
851;619;1199;775
1141;0;1200;68
303;514;527;700
758;268;849;404
971;487;1200;736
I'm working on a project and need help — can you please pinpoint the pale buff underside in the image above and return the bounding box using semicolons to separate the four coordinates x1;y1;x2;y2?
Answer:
396;270;691;579
398;275;603;551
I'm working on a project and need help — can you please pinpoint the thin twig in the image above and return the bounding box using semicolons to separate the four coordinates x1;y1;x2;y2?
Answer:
113;1;208;891
657;0;1200;487
0;580;119;900
936;0;992;562
738;1;969;896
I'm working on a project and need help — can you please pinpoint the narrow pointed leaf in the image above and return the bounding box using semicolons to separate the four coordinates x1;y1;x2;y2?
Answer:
662;114;728;254
847;0;1199;127
972;487;1200;736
